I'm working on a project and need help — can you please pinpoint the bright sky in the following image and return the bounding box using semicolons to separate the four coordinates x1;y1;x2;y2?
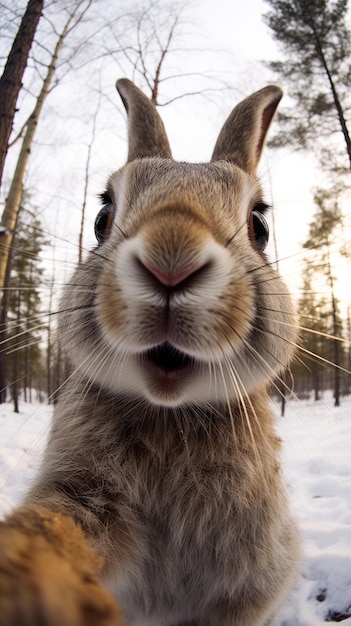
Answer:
194;0;277;60
3;0;345;308
181;0;333;302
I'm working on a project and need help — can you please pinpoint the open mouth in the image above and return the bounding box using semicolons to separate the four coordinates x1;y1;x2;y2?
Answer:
144;342;193;372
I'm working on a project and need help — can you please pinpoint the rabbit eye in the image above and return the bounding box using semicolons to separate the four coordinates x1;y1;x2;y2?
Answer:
94;193;114;243
248;204;269;252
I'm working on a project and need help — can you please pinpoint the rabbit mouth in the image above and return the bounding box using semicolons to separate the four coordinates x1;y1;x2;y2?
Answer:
144;342;194;373
140;342;198;404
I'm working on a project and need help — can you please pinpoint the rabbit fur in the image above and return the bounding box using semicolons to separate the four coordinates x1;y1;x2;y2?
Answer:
0;79;299;626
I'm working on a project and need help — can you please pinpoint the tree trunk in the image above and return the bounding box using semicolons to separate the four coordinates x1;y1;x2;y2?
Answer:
275;375;286;417
309;16;351;169
0;205;22;403
0;0;94;300
47;325;52;403
313;369;320;402
24;335;29;403
280;390;286;417
347;305;351;396
47;275;54;402
0;259;11;403
12;291;21;413
326;247;341;407
0;26;65;297
0;0;43;189
78;91;101;264
332;297;340;407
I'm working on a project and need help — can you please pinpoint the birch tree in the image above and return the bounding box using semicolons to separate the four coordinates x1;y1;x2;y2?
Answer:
0;0;44;189
0;0;95;296
0;0;94;402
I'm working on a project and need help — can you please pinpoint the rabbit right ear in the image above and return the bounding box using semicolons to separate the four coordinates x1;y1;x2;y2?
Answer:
116;79;172;162
211;85;283;174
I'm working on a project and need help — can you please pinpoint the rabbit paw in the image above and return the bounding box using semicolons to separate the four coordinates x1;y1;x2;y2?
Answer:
0;506;122;626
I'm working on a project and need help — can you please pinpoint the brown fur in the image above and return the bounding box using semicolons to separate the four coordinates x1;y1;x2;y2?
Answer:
0;80;299;626
0;507;121;625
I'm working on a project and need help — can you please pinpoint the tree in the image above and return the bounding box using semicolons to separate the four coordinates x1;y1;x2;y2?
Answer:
0;0;97;403
0;0;43;190
293;268;339;400
0;0;95;297
100;0;227;106
263;0;351;171
5;203;48;410
303;187;346;405
76;0;226;259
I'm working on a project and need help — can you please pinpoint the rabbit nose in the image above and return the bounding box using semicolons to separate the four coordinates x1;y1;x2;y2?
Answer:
141;260;200;287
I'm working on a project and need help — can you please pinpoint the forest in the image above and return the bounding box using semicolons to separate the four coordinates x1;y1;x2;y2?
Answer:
0;0;350;412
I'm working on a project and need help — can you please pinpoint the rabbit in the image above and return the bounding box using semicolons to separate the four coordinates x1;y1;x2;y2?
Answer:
0;79;300;626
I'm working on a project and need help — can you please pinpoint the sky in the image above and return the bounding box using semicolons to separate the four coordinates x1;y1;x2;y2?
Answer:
0;0;347;308
195;0;277;61
179;0;347;306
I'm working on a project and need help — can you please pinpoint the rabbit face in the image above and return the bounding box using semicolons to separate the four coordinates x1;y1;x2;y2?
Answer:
59;81;297;408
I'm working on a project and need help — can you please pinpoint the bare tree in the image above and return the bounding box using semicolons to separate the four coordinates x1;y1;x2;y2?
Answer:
0;0;94;295
78;88;101;265
76;0;228;258
0;0;94;403
103;0;228;106
0;0;43;190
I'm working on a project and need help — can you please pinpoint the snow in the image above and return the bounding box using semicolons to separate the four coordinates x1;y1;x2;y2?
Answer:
1;394;351;624
271;394;351;625
0;401;51;514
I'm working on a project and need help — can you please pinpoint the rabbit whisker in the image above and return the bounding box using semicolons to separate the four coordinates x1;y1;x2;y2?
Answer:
224;218;248;248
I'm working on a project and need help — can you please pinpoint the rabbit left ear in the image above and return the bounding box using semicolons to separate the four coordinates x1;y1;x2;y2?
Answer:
211;85;282;174
116;79;172;162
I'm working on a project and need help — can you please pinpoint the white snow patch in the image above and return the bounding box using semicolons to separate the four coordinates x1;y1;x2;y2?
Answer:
0;392;351;624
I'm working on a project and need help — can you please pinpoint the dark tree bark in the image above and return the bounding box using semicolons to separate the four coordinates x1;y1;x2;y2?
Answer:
0;0;44;189
0;252;11;403
327;251;341;407
264;0;351;171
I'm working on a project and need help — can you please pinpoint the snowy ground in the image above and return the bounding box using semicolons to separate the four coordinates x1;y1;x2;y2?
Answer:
0;394;350;624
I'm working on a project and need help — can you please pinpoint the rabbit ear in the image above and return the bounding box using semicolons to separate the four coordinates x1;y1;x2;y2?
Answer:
211;85;282;174
116;78;172;162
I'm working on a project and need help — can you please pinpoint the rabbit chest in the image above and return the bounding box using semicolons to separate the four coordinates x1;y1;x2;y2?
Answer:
29;390;297;626
53;400;290;626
